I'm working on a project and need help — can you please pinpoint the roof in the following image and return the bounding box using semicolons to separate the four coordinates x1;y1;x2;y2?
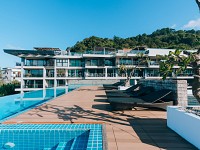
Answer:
4;49;55;57
33;47;61;51
147;48;175;56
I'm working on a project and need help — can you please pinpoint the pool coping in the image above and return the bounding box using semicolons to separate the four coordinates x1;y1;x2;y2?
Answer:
0;88;77;123
102;124;108;150
0;123;106;150
1;122;108;150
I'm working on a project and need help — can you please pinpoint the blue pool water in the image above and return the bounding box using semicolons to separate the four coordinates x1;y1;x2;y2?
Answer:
0;124;103;150
0;88;67;121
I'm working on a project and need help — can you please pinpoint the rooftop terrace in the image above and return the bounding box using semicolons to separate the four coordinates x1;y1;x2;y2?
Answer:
3;86;197;150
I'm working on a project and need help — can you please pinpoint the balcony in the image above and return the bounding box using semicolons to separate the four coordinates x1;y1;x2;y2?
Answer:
85;73;105;77
24;74;43;78
57;74;66;77
25;59;54;67
24;84;43;88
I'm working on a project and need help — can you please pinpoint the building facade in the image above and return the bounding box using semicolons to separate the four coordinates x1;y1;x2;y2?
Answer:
1;67;21;84
4;47;194;94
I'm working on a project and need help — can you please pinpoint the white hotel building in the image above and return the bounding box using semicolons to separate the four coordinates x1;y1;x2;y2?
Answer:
4;47;194;94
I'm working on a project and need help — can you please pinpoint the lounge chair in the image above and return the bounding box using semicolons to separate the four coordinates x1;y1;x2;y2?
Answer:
103;81;125;90
106;83;140;93
106;86;154;98
108;89;173;110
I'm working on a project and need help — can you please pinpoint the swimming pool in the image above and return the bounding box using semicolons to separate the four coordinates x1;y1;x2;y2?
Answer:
0;88;68;121
0;124;104;150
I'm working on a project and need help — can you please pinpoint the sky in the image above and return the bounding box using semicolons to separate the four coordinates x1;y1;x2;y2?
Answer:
0;0;199;67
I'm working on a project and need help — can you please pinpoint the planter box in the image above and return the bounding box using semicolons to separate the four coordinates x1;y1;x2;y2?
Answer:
167;106;200;149
118;86;130;91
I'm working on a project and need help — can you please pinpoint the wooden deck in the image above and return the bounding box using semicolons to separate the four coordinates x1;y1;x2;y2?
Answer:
4;86;197;150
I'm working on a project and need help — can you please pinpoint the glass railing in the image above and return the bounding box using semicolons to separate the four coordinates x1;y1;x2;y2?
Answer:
24;74;43;77
24;84;43;88
56;74;66;77
46;74;54;77
85;73;105;77
69;52;82;56
149;61;159;66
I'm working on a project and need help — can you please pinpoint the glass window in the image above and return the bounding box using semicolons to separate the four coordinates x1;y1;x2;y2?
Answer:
105;59;115;66
56;59;68;67
69;59;82;67
119;58;132;65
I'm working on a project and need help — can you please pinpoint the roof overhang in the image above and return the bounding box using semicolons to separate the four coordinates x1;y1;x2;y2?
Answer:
4;49;55;58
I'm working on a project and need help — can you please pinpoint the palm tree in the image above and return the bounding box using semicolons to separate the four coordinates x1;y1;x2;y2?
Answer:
191;49;200;102
159;0;200;103
119;52;150;87
159;49;200;103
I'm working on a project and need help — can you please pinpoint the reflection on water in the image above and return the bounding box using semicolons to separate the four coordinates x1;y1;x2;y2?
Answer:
0;88;67;120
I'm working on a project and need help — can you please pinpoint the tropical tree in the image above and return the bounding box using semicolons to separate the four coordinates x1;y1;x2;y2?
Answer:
119;52;150;87
158;49;200;103
0;81;20;96
69;28;200;53
158;0;200;103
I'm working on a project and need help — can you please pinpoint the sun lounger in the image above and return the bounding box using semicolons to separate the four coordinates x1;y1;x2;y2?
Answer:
106;83;140;93
106;86;154;97
103;81;125;90
108;89;173;110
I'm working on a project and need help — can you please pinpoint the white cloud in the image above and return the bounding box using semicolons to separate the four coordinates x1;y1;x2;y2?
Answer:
183;18;200;29
170;24;177;28
5;44;24;50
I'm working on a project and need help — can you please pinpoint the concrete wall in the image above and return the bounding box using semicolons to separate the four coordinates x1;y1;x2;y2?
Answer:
139;79;188;106
167;106;200;149
68;79;121;85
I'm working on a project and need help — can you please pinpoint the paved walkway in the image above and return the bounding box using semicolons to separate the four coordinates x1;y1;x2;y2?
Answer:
4;86;197;150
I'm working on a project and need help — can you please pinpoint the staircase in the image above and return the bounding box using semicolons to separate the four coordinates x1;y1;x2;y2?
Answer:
43;130;90;150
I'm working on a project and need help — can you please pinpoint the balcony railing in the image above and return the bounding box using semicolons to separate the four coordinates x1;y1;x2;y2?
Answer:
24;84;43;88
46;74;54;77
57;74;66;77
85;73;105;77
24;74;43;77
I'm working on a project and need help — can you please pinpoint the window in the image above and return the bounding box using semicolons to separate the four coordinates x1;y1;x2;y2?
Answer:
119;58;132;65
56;59;68;67
25;59;46;66
69;59;82;67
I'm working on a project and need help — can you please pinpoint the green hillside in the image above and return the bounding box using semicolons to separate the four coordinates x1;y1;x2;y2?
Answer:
70;28;200;52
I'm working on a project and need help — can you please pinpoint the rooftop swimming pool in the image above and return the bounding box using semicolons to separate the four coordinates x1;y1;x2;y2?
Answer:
0;124;104;150
0;86;77;121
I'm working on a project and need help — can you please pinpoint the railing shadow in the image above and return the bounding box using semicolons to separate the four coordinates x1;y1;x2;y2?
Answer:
127;117;198;149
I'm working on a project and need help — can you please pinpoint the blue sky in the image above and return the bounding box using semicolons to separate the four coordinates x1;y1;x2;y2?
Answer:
0;0;199;67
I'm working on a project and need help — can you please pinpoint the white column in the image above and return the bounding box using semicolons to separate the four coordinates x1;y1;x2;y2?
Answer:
65;79;68;93
43;67;46;99
68;59;70;67
116;69;118;77
54;59;57;98
20;58;25;99
65;69;68;77
34;80;36;88
105;67;107;79
144;69;147;78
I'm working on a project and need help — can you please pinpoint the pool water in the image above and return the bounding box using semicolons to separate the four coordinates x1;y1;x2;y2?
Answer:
0;88;69;121
0;124;103;150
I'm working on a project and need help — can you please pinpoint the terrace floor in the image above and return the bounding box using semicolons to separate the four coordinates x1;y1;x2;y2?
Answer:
4;86;197;150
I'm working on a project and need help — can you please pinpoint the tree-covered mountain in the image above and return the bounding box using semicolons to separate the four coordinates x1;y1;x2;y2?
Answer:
69;28;200;52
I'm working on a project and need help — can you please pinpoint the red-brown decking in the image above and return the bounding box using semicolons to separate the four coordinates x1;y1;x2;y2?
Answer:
4;86;197;150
